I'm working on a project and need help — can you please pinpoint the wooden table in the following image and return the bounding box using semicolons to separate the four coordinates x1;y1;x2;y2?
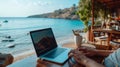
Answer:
7;53;106;67
93;29;120;49
7;55;82;67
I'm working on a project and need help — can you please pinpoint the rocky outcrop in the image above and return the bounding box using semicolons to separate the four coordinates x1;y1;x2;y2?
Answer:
28;6;79;20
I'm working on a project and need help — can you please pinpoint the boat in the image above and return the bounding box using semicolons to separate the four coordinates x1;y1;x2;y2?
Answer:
6;43;15;48
1;39;14;42
5;36;11;39
1;36;14;42
3;20;8;23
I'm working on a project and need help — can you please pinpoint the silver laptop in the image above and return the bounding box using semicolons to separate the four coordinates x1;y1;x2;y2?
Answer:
30;28;71;64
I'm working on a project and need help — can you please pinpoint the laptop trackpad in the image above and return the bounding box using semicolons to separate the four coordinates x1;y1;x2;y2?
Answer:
44;48;66;58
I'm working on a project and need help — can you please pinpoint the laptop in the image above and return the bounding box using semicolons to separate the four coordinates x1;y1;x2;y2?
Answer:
30;28;71;64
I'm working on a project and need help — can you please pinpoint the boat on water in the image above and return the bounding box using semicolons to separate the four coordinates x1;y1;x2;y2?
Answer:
6;43;15;48
1;39;14;42
1;37;14;42
3;20;8;23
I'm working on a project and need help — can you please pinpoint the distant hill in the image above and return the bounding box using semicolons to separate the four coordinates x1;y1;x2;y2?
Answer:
28;6;79;20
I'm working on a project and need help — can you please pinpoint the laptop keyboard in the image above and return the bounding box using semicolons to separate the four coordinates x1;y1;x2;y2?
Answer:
44;48;67;58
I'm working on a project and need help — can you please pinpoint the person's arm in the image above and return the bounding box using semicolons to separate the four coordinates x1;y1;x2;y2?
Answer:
74;55;105;67
69;50;105;67
94;49;115;57
78;46;115;57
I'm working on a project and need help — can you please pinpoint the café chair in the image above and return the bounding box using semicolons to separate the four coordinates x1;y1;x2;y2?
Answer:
93;21;108;46
110;34;120;50
110;41;120;50
93;31;107;46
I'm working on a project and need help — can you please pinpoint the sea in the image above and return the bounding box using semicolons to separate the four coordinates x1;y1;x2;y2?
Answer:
0;17;84;55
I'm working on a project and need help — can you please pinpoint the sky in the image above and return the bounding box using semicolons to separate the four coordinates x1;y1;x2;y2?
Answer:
0;0;79;17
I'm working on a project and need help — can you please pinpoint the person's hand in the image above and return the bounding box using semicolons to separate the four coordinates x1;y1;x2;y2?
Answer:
77;46;97;57
68;49;89;65
68;48;106;67
36;59;46;67
68;47;96;58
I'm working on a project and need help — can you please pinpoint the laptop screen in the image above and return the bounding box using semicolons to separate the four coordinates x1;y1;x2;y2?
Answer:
30;28;57;57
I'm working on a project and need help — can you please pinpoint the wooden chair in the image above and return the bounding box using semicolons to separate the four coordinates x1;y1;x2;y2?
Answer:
93;31;107;46
93;22;107;46
110;34;120;50
110;41;120;50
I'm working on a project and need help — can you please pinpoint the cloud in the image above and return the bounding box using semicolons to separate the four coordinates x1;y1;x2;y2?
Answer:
0;0;79;17
30;1;52;7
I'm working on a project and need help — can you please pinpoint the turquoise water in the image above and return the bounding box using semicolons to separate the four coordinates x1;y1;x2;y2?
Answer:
0;17;84;54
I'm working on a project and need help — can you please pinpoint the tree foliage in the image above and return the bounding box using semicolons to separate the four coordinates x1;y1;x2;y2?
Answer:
77;0;91;32
77;0;110;32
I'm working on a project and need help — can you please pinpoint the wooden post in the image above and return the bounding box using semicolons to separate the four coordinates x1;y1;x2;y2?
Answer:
91;0;95;29
89;0;94;42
